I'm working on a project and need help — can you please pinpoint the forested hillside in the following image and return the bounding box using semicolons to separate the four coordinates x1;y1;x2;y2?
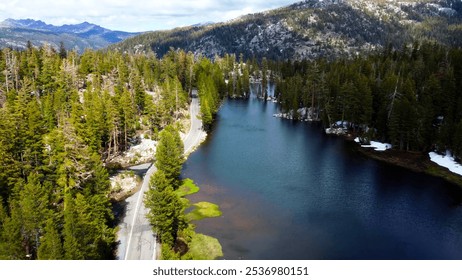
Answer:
1;35;461;260
111;0;462;61
273;42;462;158
0;45;225;259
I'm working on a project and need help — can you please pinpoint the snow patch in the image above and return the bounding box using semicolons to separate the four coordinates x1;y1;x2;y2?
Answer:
429;152;462;176
355;137;392;151
361;141;392;152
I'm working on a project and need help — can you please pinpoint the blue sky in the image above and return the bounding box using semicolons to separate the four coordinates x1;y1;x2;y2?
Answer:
0;0;298;32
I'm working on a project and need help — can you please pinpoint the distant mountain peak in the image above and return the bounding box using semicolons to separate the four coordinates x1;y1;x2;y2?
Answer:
0;18;140;52
0;18;50;29
0;19;102;32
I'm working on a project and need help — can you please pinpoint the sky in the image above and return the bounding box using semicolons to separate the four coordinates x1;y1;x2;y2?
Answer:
0;0;298;32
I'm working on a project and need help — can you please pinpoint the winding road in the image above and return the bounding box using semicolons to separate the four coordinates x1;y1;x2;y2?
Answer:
116;92;205;260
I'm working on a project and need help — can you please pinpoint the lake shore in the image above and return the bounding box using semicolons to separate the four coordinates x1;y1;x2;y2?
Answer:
349;138;462;188
182;96;462;259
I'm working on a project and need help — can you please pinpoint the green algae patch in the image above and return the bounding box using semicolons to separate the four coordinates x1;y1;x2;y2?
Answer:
187;202;222;221
182;233;223;260
176;178;200;197
167;178;224;260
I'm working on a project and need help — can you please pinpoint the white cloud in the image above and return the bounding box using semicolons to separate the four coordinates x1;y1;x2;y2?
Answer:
0;0;296;32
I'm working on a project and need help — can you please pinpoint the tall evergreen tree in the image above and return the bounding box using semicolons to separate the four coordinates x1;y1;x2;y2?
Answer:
144;170;185;247
16;174;51;259
37;218;63;260
154;125;184;189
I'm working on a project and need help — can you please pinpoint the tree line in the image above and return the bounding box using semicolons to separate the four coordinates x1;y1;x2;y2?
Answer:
144;125;186;258
0;44;226;259
2;40;460;259
273;42;462;159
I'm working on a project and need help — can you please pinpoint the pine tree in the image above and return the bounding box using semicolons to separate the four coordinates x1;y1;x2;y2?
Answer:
59;42;67;59
262;58;268;99
119;88;136;150
102;91;121;160
131;69;146;114
144;170;185;247
37;218;63;260
200;99;213;128
154;125;184;189
25;97;47;171
17;173;51;259
0;109;21;201
0;200;24;259
0;201;8;258
63;194;84;260
242;65;250;97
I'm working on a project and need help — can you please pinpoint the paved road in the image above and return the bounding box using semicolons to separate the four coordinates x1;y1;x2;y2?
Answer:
183;94;205;156
116;93;204;260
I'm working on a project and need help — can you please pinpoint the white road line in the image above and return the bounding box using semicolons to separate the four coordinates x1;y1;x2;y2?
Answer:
124;164;154;260
122;95;202;260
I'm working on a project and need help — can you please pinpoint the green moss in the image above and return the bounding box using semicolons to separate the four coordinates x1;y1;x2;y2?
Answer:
170;178;224;260
187;202;222;221
182;233;223;260
176;178;200;197
426;164;462;188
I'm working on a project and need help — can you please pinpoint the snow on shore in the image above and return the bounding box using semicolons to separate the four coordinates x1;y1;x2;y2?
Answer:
354;137;392;152
429;152;462;176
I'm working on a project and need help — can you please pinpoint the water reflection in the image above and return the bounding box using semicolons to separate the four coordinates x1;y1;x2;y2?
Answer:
182;94;462;260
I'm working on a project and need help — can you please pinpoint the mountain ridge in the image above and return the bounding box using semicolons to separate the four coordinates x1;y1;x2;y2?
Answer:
0;18;140;51
110;0;462;60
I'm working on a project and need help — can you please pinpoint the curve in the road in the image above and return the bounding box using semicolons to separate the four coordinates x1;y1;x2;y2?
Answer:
117;93;204;260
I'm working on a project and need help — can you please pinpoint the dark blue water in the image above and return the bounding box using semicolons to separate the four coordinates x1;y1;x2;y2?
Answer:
181;94;462;260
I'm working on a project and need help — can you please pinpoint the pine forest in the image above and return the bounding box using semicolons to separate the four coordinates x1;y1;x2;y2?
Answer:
0;39;462;259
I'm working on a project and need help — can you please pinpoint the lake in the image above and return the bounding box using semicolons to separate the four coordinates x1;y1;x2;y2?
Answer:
181;90;462;260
